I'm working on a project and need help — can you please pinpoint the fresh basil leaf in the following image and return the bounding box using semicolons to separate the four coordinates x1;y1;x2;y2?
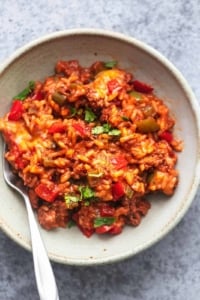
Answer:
104;61;117;68
85;107;97;122
13;81;35;100
79;186;95;199
94;217;115;228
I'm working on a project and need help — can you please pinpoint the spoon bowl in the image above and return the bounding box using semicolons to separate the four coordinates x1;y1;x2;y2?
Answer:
2;143;59;300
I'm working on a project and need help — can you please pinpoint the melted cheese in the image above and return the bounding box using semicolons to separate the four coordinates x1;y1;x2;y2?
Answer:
88;69;126;101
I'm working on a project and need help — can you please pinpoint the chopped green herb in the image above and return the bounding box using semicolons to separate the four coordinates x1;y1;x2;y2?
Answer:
13;81;35;100
108;129;121;136
92;123;120;136
121;116;130;121
91;125;105;135
79;186;95;199
94;217;115;228
64;195;80;203
64;194;80;204
84;201;90;206
102;123;112;132
84;107;97;122
104;61;117;68
69;106;77;117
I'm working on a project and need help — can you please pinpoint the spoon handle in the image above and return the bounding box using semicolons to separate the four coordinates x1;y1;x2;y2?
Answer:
24;194;59;300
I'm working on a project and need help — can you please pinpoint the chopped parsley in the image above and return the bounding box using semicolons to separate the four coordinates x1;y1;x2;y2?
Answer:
94;217;115;228
91;125;104;135
64;195;80;203
64;194;80;205
79;186;95;199
13;81;35;100
84;107;97;122
104;61;117;69
69;106;77;117
92;123;121;136
101;123;112;132
108;129;121;136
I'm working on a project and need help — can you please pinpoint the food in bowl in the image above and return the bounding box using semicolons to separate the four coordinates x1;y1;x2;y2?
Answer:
0;58;182;237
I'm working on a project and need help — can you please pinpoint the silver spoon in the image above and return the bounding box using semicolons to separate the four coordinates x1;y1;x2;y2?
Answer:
2;143;59;300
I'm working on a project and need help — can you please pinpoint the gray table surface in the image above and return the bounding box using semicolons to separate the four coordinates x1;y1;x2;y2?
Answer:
0;0;200;299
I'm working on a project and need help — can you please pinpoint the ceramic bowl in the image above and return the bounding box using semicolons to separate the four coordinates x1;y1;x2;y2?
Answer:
0;29;199;265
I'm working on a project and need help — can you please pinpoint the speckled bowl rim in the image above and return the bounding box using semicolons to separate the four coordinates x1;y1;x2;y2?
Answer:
0;28;200;266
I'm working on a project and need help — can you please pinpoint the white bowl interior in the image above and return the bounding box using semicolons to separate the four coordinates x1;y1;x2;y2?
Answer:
0;30;199;265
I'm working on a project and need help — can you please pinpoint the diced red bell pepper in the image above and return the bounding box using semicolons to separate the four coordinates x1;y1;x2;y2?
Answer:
8;100;24;121
10;144;28;169
15;157;28;169
80;227;94;238
100;205;115;217
110;155;128;170
107;79;121;94
95;225;113;234
31;91;44;100
48;122;66;134
109;224;122;235
72;213;94;237
133;80;153;93
112;182;125;200
95;224;122;235
35;183;58;202
72;123;87;136
160;130;173;143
